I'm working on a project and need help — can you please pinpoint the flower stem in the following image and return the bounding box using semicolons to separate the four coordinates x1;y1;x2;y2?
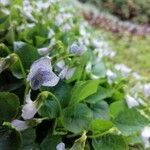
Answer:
38;91;62;116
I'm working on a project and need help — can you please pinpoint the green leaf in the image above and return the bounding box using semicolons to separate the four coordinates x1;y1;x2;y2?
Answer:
0;53;17;73
62;103;93;133
40;134;61;150
126;133;143;146
0;92;20;124
38;95;59;119
90;119;114;135
90;101;109;120
109;101;125;118
35;36;47;47
70;80;100;105
0;53;25;79
52;82;72;108
5;27;15;45
112;90;124;102
113;108;150;135
43;81;72;108
21;128;36;150
91;60;106;78
0;11;9;30
0;70;23;92
14;41;39;69
86;86;114;103
10;57;25;79
0;43;10;57
10;0;23;6
81;51;91;64
25;24;48;42
0;126;21;150
92;134;127;150
67;65;83;83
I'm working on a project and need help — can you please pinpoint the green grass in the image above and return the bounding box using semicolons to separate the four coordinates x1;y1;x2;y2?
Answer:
105;32;150;80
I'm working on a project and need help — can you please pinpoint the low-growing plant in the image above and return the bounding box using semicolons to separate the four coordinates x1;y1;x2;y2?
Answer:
0;0;149;150
80;0;150;24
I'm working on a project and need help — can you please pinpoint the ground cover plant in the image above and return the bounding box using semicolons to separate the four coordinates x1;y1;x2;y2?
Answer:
0;0;150;150
80;0;150;24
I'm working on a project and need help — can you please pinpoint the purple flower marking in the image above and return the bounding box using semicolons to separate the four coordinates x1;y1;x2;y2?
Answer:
27;57;59;90
70;42;86;55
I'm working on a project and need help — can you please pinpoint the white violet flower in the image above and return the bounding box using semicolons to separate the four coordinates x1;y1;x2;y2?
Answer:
56;142;65;150
141;126;150;149
70;42;86;55
106;69;117;84
27;57;59;90
37;47;50;56
125;94;139;108
21;90;37;120
115;64;132;77
56;60;76;80
143;83;150;98
11;119;28;131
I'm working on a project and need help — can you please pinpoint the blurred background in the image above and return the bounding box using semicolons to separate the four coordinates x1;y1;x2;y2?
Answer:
79;0;150;24
79;0;150;80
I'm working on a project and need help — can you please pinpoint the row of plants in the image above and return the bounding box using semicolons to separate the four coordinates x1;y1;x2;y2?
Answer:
0;0;150;149
83;10;150;36
79;0;150;24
